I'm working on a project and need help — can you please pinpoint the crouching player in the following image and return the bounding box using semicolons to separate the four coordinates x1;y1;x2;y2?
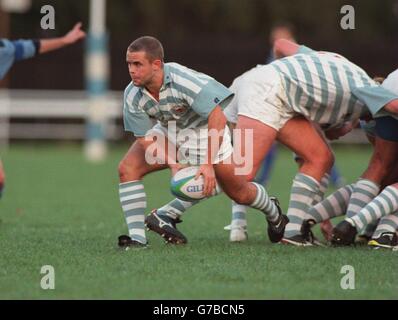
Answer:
302;69;398;248
330;69;398;247
117;36;288;248
300;118;398;248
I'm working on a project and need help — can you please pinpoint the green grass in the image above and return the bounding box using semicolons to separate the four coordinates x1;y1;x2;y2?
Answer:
0;144;397;299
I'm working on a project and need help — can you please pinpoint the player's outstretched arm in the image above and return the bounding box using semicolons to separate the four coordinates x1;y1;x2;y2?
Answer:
273;38;300;59
39;22;86;54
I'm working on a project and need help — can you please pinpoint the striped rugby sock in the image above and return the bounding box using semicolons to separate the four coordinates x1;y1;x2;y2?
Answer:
348;186;398;232
284;173;320;238
307;184;354;223
250;182;280;222
157;198;199;220
312;173;330;205
372;213;398;238
119;181;147;244
346;179;379;219
359;220;378;238
231;201;248;228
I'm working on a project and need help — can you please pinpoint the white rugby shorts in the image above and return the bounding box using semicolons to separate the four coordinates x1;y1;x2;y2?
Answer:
224;65;295;131
147;123;233;165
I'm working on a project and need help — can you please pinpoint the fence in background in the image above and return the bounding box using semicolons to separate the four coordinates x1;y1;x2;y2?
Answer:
0;89;369;144
0;90;123;143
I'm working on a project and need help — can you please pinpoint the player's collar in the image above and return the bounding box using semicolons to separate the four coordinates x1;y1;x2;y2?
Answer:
163;64;172;86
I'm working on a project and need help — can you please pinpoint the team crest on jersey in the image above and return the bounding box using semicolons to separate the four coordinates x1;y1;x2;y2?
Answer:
171;105;188;116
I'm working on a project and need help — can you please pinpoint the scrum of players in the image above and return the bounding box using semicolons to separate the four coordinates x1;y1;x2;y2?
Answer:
117;35;398;251
2;24;397;251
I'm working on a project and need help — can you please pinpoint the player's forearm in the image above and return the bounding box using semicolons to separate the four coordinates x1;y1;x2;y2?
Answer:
39;22;86;54
206;106;226;165
39;38;70;54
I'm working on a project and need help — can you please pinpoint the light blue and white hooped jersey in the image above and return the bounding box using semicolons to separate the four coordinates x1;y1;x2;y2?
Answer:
271;45;398;129
0;39;37;80
123;62;234;137
373;68;398;120
359;68;398;137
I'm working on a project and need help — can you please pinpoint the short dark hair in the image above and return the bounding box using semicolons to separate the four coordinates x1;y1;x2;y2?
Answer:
373;76;385;84
271;21;296;36
127;36;164;62
269;22;297;44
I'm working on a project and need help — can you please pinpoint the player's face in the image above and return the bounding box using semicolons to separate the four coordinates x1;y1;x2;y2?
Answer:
126;51;158;87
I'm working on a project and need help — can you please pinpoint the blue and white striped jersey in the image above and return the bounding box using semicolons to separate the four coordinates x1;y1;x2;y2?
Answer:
0;39;37;80
123;62;233;137
271;45;398;128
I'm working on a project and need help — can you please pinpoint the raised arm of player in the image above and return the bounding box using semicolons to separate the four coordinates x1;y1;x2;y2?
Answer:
195;106;226;197
39;22;86;54
273;38;300;59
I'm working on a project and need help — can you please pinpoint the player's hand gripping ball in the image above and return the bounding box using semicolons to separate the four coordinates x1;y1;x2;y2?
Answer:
171;166;221;201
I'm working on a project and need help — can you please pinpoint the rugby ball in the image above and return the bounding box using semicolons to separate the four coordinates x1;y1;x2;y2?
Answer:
170;166;221;201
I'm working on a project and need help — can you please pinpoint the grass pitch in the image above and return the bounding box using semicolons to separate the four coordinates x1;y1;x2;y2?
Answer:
0;144;397;299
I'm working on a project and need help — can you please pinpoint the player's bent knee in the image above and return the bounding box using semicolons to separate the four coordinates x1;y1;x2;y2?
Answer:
229;193;250;205
367;154;391;178
118;159;147;182
306;147;334;172
0;171;5;185
118;161;132;181
322;148;335;171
